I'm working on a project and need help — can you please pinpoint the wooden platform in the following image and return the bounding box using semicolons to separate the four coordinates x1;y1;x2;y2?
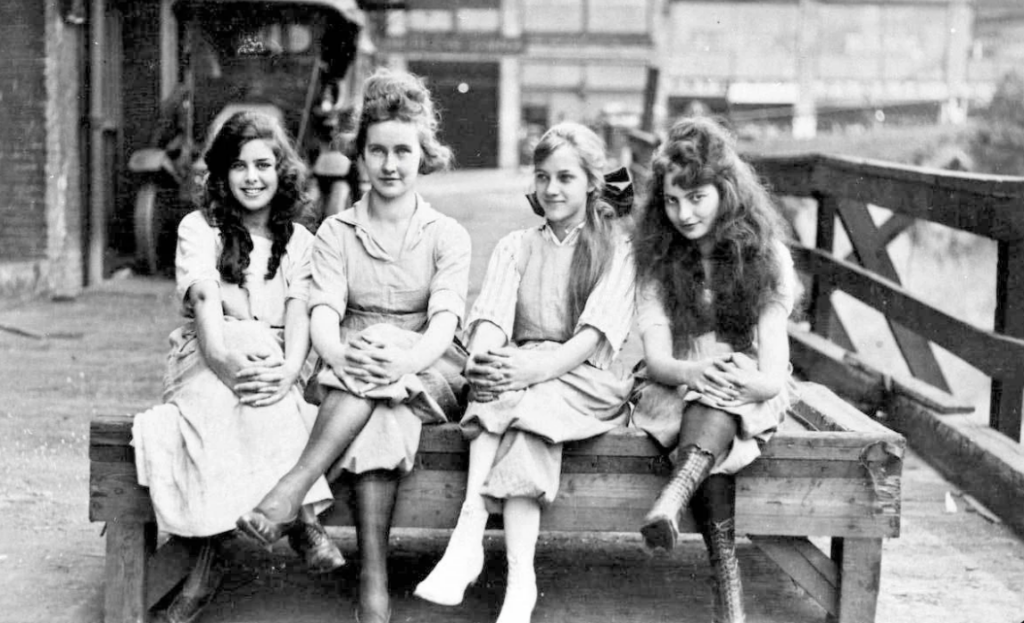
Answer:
89;382;904;623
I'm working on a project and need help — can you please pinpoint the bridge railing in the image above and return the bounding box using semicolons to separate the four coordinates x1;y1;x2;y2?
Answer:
628;130;1024;444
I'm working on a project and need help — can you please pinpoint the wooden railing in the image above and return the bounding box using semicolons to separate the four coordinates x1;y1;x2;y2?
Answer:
628;131;1024;443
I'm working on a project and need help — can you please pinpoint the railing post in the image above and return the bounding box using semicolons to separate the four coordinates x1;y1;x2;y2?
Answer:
991;239;1024;442
809;193;836;335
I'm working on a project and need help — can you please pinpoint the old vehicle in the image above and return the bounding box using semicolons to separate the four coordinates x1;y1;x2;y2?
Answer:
129;0;372;274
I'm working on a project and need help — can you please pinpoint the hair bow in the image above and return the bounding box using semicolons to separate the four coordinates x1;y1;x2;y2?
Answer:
524;167;634;218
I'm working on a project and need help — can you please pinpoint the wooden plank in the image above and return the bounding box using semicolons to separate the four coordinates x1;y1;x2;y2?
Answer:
788;324;887;413
811;155;1024;242
991;238;1024;440
325;470;700;533
794;382;903;439
103;520;153;623
750;536;838;616
737;513;900;539
885;393;1024;537
835;199;950;391
795;246;1024;379
833;537;883;623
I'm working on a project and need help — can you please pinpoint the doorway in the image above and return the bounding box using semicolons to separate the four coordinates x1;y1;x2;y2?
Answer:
408;60;499;169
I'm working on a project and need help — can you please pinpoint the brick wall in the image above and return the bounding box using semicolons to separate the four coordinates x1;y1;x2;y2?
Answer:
0;1;48;262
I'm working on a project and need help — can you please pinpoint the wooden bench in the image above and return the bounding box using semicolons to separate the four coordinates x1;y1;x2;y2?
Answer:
89;381;904;623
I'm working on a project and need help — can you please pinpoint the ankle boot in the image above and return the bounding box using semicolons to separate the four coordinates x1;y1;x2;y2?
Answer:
156;538;223;623
414;501;488;606
702;517;745;623
641;444;715;551
495;551;538;623
353;471;399;623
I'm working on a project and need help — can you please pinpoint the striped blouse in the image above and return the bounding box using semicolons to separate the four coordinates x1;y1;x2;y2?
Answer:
467;222;636;369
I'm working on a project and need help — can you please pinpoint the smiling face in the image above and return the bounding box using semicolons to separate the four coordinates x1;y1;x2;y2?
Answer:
533;145;593;236
363;119;423;201
663;168;721;251
228;139;279;218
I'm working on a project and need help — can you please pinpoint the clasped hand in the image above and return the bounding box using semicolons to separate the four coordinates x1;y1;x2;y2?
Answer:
465;347;548;403
328;334;415;388
209;346;298;408
687;352;771;408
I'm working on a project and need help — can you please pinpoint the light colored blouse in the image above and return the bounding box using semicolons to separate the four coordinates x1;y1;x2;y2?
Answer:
468;223;636;370
174;210;314;326
636;239;798;341
308;195;471;328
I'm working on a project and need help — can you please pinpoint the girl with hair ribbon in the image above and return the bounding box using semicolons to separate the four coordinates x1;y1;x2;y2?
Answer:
236;68;471;623
414;122;636;623
132;110;340;623
631;116;801;623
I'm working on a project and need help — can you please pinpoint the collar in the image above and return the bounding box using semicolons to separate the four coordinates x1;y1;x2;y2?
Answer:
336;194;441;261
541;220;586;247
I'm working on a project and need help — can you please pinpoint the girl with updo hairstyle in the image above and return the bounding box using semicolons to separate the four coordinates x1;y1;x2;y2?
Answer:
414;122;636;623
238;68;471;623
132;110;341;623
630;116;801;623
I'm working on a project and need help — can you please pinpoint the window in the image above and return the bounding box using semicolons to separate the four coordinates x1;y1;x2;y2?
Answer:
587;0;648;34
407;9;454;32
456;8;500;32
523;0;583;33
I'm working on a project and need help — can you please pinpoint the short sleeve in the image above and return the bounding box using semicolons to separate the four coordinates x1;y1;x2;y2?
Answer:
466;230;525;341
575;235;637;368
308;218;349;317
427;218;472;325
175;211;221;316
636;279;671;337
282;225;315;303
768;241;799;316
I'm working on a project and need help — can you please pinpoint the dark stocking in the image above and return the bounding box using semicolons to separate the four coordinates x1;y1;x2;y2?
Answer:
353;469;399;623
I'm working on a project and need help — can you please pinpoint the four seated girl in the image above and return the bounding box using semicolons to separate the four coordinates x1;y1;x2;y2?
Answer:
138;83;797;623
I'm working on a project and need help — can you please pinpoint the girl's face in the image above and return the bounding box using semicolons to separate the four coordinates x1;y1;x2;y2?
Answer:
228;139;279;216
363;120;423;201
534;145;593;235
663;167;721;249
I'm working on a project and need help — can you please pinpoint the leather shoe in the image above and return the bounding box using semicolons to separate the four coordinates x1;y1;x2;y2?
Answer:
288;520;346;573
236;508;296;547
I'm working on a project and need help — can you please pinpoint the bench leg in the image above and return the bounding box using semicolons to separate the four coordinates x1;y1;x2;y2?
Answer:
828;537;883;623
103;520;155;623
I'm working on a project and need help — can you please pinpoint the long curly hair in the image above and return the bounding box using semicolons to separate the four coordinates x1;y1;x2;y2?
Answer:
354;68;453;174
634;117;791;351
200;111;310;286
532;122;620;329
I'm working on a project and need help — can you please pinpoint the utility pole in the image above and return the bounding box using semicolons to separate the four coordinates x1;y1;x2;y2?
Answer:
794;0;817;138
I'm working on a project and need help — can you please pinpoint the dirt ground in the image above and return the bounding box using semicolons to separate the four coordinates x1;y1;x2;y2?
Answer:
2;169;1024;623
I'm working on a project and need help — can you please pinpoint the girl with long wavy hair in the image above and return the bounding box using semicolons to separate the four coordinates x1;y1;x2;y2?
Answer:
132;110;341;623
414;122;636;623
237;69;471;623
631;116;801;623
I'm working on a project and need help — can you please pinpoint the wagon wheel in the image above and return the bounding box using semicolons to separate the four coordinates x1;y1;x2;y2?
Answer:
133;183;178;275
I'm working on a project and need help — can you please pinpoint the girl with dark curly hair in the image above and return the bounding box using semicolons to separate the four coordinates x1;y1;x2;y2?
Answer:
237;69;471;623
132;110;341;623
630;116;801;623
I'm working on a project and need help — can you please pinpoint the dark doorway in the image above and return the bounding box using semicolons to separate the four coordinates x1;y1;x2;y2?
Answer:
408;60;499;169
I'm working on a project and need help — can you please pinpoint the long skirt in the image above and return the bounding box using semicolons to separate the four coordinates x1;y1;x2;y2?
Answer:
460;341;632;507
133;319;332;537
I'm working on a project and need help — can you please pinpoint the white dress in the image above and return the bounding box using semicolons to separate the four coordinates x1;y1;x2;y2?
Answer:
132;211;332;537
